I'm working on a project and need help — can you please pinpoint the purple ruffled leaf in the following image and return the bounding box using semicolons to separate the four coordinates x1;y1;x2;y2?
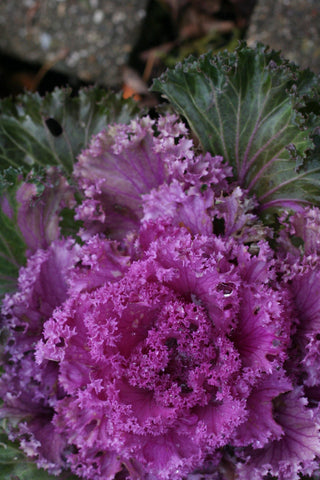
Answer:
236;388;320;480
15;169;76;255
142;181;215;236
289;267;320;336
233;285;290;373
74;116;232;241
68;235;131;294
74;116;170;239
0;239;79;473
233;371;292;449
35;220;293;479
303;333;320;387
277;207;320;260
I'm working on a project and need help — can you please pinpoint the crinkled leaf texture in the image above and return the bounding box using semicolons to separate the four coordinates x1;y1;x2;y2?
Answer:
0;87;142;174
152;42;320;220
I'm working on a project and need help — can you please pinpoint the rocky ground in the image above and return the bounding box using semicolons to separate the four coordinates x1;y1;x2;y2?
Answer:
0;0;319;99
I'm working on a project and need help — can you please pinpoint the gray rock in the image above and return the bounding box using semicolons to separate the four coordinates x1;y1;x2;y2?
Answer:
0;0;147;86
246;0;320;74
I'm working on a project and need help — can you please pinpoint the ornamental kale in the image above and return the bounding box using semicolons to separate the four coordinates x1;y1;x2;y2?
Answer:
1;43;320;480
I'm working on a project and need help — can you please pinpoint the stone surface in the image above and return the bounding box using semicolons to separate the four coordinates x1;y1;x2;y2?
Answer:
246;0;320;74
0;0;147;86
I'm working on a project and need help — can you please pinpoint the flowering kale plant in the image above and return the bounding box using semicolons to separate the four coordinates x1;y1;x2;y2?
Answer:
1;43;320;480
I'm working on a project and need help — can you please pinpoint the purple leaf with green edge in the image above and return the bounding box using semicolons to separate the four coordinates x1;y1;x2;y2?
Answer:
0;87;143;175
152;42;320;221
0;164;76;298
0;432;78;480
15;168;77;255
0;88;140;294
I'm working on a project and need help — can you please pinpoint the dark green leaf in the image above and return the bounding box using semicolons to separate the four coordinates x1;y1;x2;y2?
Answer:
59;205;83;241
152;42;320;218
0;168;26;297
0;87;142;175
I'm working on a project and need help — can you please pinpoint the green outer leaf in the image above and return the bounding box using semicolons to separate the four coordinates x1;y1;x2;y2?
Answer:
152;42;320;216
0;169;26;297
0;207;26;297
0;87;142;174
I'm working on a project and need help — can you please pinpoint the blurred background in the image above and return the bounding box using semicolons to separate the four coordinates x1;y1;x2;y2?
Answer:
0;0;319;102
